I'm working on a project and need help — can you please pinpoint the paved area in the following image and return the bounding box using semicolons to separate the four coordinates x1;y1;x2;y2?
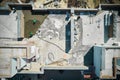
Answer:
34;14;69;65
0;12;18;39
30;14;88;67
82;11;108;45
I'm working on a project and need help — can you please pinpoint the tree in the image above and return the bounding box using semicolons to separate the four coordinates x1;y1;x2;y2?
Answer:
32;19;37;25
29;32;33;37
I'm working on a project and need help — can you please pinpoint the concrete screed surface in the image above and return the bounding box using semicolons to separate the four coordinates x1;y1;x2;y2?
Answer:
35;14;68;65
30;14;88;69
82;11;107;45
0;12;18;39
0;13;88;75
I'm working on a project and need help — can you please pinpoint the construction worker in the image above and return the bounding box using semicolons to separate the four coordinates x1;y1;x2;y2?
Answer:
12;7;16;13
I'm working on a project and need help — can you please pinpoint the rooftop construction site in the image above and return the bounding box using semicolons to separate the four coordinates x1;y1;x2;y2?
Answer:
0;0;120;80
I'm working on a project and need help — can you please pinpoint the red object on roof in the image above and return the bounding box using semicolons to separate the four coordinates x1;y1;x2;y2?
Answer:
84;74;91;79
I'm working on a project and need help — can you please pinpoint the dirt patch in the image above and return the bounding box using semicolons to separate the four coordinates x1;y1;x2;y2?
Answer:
20;0;31;3
0;0;18;7
23;10;48;38
25;20;40;38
